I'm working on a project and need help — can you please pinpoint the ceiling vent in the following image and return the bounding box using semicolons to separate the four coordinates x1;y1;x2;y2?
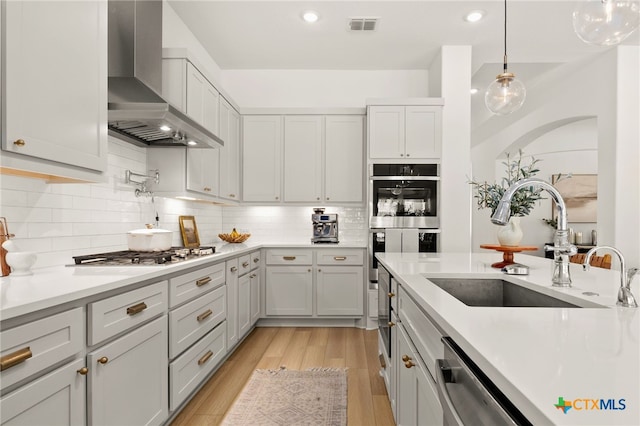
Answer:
348;17;378;32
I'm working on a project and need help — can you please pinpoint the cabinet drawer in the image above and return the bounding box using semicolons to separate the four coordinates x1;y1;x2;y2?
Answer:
265;249;312;265
250;250;261;270
238;254;252;276
0;308;83;389
88;281;168;346
398;286;443;381
317;249;364;265
169;285;226;359
169;323;226;411
169;263;225;308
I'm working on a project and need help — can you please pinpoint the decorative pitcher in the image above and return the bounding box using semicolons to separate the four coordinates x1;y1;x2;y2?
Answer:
497;216;523;246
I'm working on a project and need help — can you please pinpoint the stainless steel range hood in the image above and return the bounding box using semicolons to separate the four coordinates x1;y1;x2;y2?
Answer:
108;0;223;149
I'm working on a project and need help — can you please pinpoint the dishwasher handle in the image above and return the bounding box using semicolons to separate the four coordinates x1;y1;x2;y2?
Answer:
435;359;464;426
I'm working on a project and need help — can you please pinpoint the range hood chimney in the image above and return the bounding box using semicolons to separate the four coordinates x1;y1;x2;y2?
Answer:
108;0;223;149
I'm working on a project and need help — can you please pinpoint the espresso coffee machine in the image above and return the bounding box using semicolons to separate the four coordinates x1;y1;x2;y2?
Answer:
311;208;339;243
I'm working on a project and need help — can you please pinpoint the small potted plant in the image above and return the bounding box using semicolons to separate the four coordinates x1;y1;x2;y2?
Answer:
469;150;544;246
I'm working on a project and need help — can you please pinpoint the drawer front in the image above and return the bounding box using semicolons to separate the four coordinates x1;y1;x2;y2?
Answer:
169;263;225;308
250;250;261;270
398;286;443;381
265;249;312;265
88;281;168;346
317;249;364;265
169;285;226;359
169;323;226;411
0;308;83;389
238;254;251;276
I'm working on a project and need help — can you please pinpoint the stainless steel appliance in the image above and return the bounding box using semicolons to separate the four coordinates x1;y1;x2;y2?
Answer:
436;337;531;426
369;228;439;283
369;164;439;229
311;209;339;243
70;247;215;266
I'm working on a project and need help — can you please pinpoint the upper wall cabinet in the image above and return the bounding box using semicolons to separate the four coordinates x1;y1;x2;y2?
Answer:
218;97;240;201
1;0;108;181
162;59;220;136
368;105;442;161
242;116;282;202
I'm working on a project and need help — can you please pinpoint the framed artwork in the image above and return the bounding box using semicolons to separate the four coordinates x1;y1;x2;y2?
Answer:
179;216;200;248
552;174;597;223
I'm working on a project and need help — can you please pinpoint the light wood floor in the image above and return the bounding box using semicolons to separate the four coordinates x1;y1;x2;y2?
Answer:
171;327;395;426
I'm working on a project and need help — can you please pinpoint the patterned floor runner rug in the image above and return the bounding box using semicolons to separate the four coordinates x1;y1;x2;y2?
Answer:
221;367;347;426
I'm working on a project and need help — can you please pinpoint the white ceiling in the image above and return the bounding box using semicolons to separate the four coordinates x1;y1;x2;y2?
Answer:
167;0;639;74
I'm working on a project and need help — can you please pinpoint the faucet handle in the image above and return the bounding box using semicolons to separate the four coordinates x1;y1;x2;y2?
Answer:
626;267;639;288
544;244;577;256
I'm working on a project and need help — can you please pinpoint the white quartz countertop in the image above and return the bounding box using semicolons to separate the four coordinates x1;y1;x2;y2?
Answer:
377;252;639;426
0;241;366;321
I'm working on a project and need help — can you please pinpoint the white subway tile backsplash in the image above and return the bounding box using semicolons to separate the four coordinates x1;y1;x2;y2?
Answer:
28;222;73;238
0;189;28;206
27;192;74;209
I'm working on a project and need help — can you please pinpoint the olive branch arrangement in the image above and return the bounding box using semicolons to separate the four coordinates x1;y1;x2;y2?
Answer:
468;150;545;217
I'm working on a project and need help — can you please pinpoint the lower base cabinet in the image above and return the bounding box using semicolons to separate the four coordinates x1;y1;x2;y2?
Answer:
316;266;364;315
0;358;86;425
88;316;168;426
265;266;313;316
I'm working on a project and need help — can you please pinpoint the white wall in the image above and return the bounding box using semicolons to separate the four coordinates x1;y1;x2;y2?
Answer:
221;69;429;108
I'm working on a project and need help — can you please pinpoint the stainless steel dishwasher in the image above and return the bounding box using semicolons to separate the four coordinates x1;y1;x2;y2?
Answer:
436;337;532;426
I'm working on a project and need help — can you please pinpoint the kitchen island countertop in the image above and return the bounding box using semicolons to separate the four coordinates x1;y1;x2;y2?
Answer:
377;252;639;425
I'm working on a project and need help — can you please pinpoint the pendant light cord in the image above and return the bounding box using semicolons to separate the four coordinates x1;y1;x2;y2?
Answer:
503;0;508;73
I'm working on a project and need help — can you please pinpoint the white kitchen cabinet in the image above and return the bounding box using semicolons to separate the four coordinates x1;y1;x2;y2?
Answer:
283;116;323;202
396;323;443;426
265;266;314;316
237;273;251;338
187;147;220;196
88;316;168;426
226;258;239;349
242;116;282;202
368;105;442;160
218;96;240;201
324;115;364;202
0;358;86;425
163;59;219;136
316;266;364;316
250;269;261;326
1;0;108;179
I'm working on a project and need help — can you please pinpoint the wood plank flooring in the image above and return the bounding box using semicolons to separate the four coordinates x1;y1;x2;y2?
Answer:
171;327;395;426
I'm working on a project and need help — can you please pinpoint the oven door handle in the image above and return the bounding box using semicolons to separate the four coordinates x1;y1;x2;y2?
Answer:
436;359;465;426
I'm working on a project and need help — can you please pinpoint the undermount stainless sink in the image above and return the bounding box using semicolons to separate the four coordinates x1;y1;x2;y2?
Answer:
427;278;582;308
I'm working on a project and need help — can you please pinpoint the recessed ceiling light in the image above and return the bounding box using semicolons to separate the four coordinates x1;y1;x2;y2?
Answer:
465;10;485;23
160;125;171;132
470;88;480;95
302;11;319;23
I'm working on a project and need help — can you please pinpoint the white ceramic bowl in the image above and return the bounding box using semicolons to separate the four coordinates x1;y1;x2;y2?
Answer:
127;228;173;252
6;251;37;276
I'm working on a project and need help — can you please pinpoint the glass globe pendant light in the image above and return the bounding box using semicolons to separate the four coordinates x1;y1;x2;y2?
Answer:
485;0;526;115
573;0;640;46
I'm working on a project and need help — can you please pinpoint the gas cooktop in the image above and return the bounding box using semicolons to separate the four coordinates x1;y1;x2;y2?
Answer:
71;247;215;266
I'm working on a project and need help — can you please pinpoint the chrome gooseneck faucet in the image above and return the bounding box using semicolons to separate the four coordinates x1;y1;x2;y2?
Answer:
491;177;577;287
583;246;638;308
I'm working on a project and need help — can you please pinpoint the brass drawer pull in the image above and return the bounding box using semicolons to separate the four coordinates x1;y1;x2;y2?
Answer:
404;360;415;369
0;347;32;371
126;302;147;316
197;309;213;322
13;139;26;147
98;357;109;364
250;274;256;278
402;355;411;362
198;350;213;365
388;292;395;298
242;261;249;267
283;256;296;261
230;266;238;272
77;367;89;375
333;256;347;261
388;321;395;327
196;277;212;287
253;257;259;263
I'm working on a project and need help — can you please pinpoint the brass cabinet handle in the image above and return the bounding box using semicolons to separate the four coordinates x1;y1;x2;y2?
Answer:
229;194;236;198
242;261;249;267
333;256;347;261
402;355;411;362
250;274;256;278
308;269;312;272
126;302;147;316
316;197;320;200
388;292;395;298
77;367;89;375
404;360;415;368
388;321;395;327
196;277;212;287
253;257;259;263
13;139;26;147
230;266;238;272
275;196;279;200
198;350;213;366
318;268;322;272
98;357;109;364
0;347;32;371
204;187;212;192
326;197;330;201
197;309;213;322
378;353;386;369
283;256;296;261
